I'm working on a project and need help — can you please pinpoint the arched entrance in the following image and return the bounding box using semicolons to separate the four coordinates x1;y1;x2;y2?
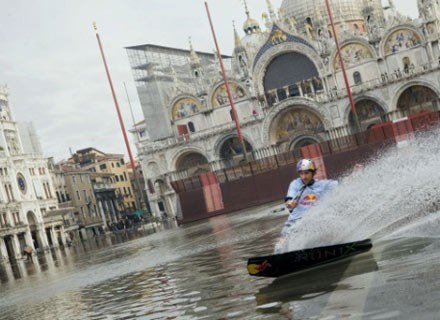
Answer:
27;211;41;250
397;85;439;115
290;136;320;150
349;99;388;131
219;137;253;166
269;107;325;151
175;152;209;175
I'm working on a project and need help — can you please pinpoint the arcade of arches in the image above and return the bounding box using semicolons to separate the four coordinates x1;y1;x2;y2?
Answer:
348;86;439;130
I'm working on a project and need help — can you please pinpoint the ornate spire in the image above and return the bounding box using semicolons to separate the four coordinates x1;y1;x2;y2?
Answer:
388;0;395;10
188;37;201;69
266;0;276;22
233;21;244;53
242;0;260;35
243;0;250;18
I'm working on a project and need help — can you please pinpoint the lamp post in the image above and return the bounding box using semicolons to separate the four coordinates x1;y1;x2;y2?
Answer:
204;1;248;161
93;23;149;214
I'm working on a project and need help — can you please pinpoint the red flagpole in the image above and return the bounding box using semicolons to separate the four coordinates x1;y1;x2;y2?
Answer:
93;22;140;202
325;0;361;132
204;1;248;161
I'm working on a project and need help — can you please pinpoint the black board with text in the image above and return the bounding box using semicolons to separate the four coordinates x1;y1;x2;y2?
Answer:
247;239;373;278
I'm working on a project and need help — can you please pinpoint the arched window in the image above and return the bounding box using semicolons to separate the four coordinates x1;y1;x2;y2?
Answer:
188;122;195;133
353;71;362;85
402;57;411;73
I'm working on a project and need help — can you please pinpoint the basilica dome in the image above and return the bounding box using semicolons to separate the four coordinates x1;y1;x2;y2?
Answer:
279;0;384;26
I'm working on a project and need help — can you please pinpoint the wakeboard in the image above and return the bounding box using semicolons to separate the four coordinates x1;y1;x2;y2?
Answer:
247;238;372;278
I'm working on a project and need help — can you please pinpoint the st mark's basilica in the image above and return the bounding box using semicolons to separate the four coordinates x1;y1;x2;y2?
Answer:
126;0;440;218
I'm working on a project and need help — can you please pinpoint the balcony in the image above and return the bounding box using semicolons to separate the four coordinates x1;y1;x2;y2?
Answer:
0;221;27;237
78;216;103;227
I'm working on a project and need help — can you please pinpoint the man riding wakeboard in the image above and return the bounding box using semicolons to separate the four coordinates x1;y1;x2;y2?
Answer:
274;158;338;253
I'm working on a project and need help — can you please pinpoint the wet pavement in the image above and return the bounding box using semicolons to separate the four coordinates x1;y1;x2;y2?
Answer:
0;201;439;319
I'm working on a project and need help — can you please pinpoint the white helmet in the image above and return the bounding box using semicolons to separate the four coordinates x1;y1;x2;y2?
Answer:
296;159;317;172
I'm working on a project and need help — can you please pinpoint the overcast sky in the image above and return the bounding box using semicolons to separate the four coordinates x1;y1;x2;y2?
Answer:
0;0;417;161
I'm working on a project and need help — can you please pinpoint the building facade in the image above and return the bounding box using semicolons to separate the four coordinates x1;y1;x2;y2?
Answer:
0;86;66;264
71;148;136;212
127;0;440;219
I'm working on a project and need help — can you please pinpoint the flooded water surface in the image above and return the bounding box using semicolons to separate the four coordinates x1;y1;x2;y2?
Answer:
1;133;440;319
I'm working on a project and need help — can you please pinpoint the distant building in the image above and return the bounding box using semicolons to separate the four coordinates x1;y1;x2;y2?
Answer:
58;165;103;239
90;172;120;228
0;86;66;264
69;148;136;215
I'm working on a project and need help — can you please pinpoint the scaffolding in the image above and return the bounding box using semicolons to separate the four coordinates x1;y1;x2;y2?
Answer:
126;44;231;87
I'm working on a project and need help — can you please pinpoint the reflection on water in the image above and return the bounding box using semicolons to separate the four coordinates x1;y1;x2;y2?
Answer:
1;131;440;319
256;252;378;305
1;209;439;319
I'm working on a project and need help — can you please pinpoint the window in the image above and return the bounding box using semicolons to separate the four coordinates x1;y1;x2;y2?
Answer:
115;176;119;182
72;176;76;183
47;183;52;198
43;183;49;198
120;174;124;181
111;162;115;168
353;71;362;85
188;122;196;133
99;164;107;170
0;213;7;225
8;185;14;201
80;175;83;183
13;212;19;224
76;191;80;200
123;172;127;181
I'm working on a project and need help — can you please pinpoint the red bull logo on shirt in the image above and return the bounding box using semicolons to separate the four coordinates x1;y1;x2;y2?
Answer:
300;193;318;206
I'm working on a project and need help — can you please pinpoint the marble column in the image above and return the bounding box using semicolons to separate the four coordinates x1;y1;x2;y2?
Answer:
98;200;107;229
60;226;67;246
296;82;303;97
24;229;35;250
11;234;22;260
37;226;50;250
0;237;9;262
50;227;58;248
309;80;316;96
